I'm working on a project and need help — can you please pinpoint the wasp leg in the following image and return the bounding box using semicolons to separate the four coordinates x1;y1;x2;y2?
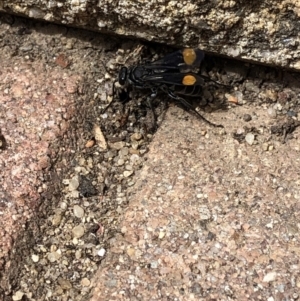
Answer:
146;88;158;125
167;91;223;128
200;75;231;88
102;79;118;113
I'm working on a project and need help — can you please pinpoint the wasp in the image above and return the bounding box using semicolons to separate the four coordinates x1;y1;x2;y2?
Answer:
110;48;223;128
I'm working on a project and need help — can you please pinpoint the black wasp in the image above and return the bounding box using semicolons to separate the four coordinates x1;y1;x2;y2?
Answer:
111;48;223;128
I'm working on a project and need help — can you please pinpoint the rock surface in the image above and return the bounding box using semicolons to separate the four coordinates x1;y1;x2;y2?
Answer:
1;1;300;70
1;13;300;301
91;106;300;300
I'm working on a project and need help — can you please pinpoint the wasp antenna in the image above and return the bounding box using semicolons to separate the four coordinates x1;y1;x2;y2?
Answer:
145;95;157;127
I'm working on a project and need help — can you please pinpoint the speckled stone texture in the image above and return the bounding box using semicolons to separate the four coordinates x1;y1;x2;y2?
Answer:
1;1;300;70
0;24;82;276
91;107;300;300
1;12;300;301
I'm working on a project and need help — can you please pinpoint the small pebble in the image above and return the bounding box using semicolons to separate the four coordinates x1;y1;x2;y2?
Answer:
131;132;142;141
236;127;245;135
127;248;135;257
125;164;133;171
12;291;24;301
264;89;277;101
151;261;158;269
28;7;45;18
94;125;107;149
20;44;33;52
245;133;255;145
287;110;297;117
52;213;62;226
277;283;285;293
263;272;277;282
110;141;125;150
267;107;277;118
131;141;139;150
262;143;269;151
85;139;95;148
69;175;79;191
58;278;72;290
72;225;85;238
60;201;68;210
47;251;61;262
117;158;125;166
104;73;111;79
31;254;39;263
199;205;211;220
123;170;133;177
97;248;106;257
119;147;129;156
75;250;82;259
130;154;140;164
73;205;84;218
81;278;91;287
243;114;252;122
159;231;165;239
129;148;140;155
274;103;282;111
225;93;239;104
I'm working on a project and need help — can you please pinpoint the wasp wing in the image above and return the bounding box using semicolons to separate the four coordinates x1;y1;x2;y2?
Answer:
141;72;205;97
143;48;205;72
142;72;205;86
